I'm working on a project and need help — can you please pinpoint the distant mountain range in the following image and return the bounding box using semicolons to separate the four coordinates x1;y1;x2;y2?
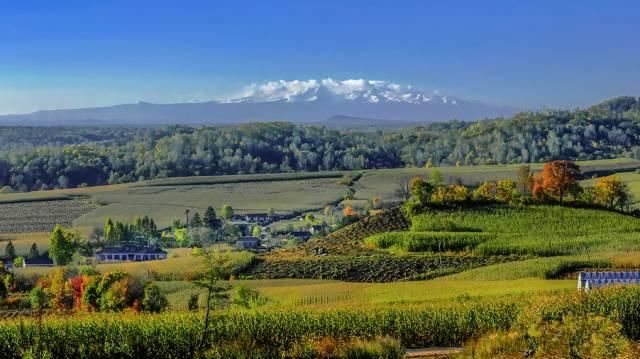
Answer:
0;79;518;127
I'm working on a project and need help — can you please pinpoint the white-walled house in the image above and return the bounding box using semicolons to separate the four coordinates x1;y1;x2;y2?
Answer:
95;246;167;262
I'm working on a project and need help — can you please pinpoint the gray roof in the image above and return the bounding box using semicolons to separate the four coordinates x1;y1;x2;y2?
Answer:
96;246;167;255
24;257;54;265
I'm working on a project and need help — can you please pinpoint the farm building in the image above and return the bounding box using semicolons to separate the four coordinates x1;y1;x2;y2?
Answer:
23;257;54;267
236;236;260;249
95;246;167;262
577;271;640;290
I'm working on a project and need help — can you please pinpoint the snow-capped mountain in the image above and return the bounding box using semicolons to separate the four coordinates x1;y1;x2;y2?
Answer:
0;78;518;127
227;78;458;105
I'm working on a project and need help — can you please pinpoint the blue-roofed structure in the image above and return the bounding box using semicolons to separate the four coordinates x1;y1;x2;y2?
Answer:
578;271;640;290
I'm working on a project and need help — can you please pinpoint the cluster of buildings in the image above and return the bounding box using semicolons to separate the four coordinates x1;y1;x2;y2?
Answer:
3;211;327;268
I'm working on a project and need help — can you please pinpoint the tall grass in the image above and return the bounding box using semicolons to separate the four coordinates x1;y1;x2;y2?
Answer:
365;232;492;252
0;302;519;358
5;286;640;357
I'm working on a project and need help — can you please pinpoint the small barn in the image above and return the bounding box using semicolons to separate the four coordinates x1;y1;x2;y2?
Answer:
578;271;640;290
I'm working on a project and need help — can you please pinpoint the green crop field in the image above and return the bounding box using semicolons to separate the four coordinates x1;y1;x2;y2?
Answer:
156;277;574;311
0;158;635;234
410;205;640;256
3;158;640;357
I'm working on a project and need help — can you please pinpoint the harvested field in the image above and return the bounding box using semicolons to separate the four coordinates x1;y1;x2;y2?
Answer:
0;199;95;234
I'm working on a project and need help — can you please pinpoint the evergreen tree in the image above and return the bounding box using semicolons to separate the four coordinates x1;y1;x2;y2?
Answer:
29;243;39;259
4;241;15;261
204;206;217;228
192;212;203;228
104;217;114;244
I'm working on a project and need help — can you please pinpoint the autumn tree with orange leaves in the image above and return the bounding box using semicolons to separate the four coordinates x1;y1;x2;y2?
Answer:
540;160;581;203
342;206;358;217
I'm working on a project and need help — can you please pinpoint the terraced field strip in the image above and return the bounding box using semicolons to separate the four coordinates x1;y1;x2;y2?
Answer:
138;171;349;187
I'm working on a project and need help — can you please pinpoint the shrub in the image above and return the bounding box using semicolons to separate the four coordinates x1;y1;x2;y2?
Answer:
142;283;168;313
12;256;24;268
339;336;404;359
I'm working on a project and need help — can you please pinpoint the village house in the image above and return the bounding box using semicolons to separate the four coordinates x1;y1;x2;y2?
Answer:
95;245;167;262
244;213;270;224
236;236;261;249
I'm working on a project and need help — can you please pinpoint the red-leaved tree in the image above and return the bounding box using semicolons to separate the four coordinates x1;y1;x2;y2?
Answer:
540;160;580;203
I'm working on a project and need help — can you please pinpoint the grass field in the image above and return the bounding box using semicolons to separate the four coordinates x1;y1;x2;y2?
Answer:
2;159;640;357
13;245;254;281
0;232;50;257
581;170;640;207
354;158;640;202
0;175;350;232
156;277;575;311
73;177;348;228
0;158;635;234
0;198;94;234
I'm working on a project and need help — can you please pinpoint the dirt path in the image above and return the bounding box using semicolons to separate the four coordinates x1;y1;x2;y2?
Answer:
405;347;463;358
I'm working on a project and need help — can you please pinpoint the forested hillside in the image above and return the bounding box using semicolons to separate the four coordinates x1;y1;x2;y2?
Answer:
1;97;639;192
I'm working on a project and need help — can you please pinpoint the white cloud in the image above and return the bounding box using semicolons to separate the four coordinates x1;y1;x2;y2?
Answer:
226;78;444;104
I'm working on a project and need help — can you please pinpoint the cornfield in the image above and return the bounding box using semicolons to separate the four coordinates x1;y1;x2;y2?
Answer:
365;232;492;252
4;286;640;358
0;302;519;358
410;205;640;257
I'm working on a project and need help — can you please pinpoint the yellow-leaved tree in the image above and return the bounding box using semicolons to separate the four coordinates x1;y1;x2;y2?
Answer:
593;175;631;210
472;182;497;201
496;179;515;202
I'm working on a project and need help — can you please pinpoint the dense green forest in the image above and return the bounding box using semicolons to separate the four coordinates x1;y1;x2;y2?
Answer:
1;97;639;192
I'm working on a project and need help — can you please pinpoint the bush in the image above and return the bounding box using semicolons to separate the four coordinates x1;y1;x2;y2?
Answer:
339;336;404;359
12;257;24;268
142;283;168;313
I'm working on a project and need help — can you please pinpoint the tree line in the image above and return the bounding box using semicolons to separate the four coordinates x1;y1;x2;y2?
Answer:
1;96;640;192
404;160;633;214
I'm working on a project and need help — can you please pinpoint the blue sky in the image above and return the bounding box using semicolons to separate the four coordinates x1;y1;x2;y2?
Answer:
0;0;638;114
